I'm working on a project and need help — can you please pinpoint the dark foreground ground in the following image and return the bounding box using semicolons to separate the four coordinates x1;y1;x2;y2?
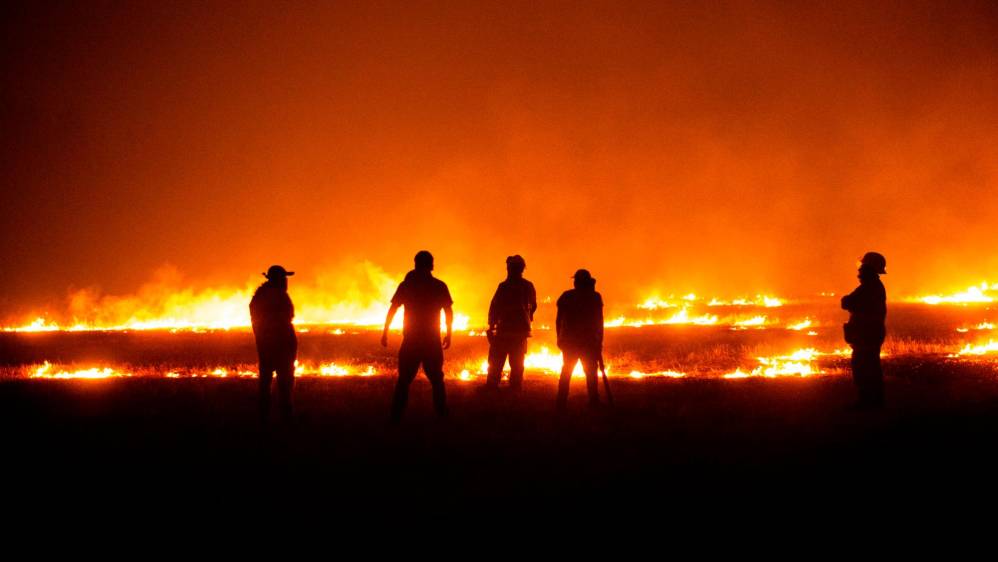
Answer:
3;359;998;527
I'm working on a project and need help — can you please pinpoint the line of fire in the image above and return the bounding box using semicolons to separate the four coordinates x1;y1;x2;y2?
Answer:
3;1;998;527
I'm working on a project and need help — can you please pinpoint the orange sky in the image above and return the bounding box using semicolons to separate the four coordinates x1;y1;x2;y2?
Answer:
2;1;997;319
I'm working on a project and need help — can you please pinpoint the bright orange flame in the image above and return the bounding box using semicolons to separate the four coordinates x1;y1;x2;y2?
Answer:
722;348;826;379
3;263;472;333
949;340;998;357
918;282;997;305
708;295;784;307
787;318;813;331
30;362;132;379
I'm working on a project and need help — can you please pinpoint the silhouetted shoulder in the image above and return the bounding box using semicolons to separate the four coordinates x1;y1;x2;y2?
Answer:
392;273;452;307
435;278;453;306
556;289;574;307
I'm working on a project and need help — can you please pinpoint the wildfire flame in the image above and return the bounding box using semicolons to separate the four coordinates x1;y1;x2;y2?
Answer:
2;264;471;333
30;362;132;379
787;318;813;331
956;322;995;333
722;348;826;379
707;296;784;307
731;315;769;329
918;282;998;305
949;340;998;357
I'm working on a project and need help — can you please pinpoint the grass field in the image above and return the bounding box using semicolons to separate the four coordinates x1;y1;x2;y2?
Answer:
2;302;997;522
3;358;998;522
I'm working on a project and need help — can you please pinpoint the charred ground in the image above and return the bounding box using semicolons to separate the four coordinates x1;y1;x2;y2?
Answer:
4;359;998;523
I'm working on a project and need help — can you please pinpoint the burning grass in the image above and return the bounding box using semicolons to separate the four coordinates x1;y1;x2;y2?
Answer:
4;299;998;384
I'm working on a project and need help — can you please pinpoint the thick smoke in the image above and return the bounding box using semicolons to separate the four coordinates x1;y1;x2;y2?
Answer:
2;2;997;321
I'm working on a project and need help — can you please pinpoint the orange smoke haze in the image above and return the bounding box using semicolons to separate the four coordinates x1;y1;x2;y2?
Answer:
2;2;997;323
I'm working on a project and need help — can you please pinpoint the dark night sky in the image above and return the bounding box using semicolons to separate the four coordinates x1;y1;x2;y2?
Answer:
2;1;997;319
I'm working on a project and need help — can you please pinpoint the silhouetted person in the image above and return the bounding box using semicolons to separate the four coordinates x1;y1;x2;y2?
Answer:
382;250;453;423
556;269;604;410
250;265;297;424
485;255;538;392
842;252;887;409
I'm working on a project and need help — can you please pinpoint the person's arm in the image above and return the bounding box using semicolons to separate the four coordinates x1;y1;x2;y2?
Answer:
443;305;453;350
487;287;499;339
381;303;400;347
555;298;565;349
249;294;259;330
527;282;538;322
596;294;604;349
841;287;858;311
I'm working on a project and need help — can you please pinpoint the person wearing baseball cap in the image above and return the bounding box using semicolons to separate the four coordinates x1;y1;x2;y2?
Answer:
841;252;887;409
250;265;298;424
555;268;604;410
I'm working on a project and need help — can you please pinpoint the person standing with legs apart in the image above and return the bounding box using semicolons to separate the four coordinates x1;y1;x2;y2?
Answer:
842;252;887;409
556;269;604;410
250;265;298;424
484;255;537;392
382;250;453;424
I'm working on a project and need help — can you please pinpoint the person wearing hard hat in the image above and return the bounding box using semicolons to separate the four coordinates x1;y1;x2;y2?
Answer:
841;252;888;409
484;255;538;393
250;265;298;424
555;269;604;410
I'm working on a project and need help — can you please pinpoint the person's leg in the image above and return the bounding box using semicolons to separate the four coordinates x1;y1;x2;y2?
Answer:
485;340;507;389
258;356;275;424
582;353;600;406
850;347;864;404
391;342;420;423
423;344;448;417
275;355;295;422
864;346;884;406
508;338;527;391
557;349;578;410
852;346;882;407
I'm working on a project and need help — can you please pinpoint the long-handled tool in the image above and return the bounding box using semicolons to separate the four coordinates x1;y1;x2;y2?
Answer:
598;355;614;406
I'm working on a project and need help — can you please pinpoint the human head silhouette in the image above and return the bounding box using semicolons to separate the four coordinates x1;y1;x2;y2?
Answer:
414;250;434;272
506;255;526;278
572;269;596;290
263;265;294;290
859;251;887;275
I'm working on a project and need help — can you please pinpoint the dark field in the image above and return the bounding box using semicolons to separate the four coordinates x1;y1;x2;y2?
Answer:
3;303;997;524
4;359;998;523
